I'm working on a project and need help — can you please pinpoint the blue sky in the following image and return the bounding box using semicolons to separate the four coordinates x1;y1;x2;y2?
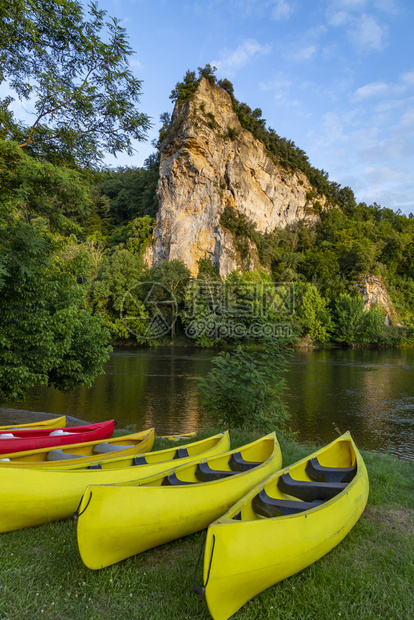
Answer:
7;0;414;215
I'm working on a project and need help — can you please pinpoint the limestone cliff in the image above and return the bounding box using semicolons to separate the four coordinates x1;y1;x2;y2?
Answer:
356;274;399;325
147;78;327;277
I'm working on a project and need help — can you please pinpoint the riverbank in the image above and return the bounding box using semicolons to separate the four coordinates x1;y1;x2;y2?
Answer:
0;429;412;619
0;407;90;427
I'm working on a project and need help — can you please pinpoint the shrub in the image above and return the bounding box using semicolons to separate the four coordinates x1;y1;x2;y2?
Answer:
197;342;290;432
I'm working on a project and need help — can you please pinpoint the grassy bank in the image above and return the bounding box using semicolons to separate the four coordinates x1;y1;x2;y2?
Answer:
0;430;413;620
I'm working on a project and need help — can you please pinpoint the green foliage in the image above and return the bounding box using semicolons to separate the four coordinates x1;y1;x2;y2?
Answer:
144;260;191;304
141;260;191;341
197;255;220;280
333;296;385;345
169;70;199;104
0;0;150;166
0;140;113;402
182;268;296;348
197;342;290;432
106;215;154;253
98;153;160;223
169;65;218;105
295;283;333;343
88;246;146;341
220;205;261;265
0;146;111;401
217;197;414;341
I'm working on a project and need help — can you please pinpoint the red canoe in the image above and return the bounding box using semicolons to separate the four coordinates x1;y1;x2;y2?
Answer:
0;420;115;454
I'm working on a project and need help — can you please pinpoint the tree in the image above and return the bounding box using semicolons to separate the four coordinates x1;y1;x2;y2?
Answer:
0;0;150;166
0;142;111;402
333;295;366;344
98;153;160;223
89;245;148;341
295;283;333;343
333;295;384;345
143;260;191;341
169;70;199;104
0;246;111;401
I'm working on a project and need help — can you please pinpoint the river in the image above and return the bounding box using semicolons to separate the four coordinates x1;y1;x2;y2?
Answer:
13;346;414;460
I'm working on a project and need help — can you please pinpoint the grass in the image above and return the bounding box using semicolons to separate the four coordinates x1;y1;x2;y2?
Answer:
0;430;413;620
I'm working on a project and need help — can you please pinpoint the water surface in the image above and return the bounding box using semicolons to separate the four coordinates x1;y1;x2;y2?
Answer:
13;346;414;460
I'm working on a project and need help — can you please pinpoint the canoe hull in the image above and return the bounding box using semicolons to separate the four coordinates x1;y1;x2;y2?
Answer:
0;432;230;532
0;420;114;454
76;434;282;570
203;433;369;620
0;428;155;466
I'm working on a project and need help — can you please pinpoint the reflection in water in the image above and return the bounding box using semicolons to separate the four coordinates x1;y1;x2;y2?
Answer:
10;346;414;460
286;348;414;460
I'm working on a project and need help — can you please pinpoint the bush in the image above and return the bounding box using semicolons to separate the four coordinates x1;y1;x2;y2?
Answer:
197;342;290;432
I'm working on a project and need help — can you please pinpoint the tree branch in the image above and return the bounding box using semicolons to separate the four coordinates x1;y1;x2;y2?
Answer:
18;63;100;148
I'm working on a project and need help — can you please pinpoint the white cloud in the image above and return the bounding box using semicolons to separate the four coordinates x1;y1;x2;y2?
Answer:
354;81;390;99
398;107;414;133
212;39;271;76
270;0;296;21
353;69;414;103
328;10;351;26
402;71;414;86
213;0;300;21
287;44;318;62
351;13;388;51
325;1;390;52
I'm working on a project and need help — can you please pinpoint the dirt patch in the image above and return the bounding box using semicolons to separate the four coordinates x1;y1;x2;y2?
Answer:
0;408;90;427
364;505;414;536
140;540;189;571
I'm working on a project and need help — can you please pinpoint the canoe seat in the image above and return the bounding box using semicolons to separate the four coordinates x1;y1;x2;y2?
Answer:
0;433;15;439
49;430;75;436
92;442;135;454
195;462;238;482
253;488;323;518
228;452;261;472
46;449;83;461
173;447;189;459
161;472;195;486
305;457;357;483
132;455;148;465
278;472;347;502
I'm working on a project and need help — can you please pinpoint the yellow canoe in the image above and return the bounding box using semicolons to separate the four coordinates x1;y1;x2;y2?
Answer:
0;432;229;532
0;415;66;431
200;432;369;620
0;428;155;467
76;432;282;570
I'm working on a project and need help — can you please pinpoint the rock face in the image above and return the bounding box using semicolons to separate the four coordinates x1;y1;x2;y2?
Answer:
148;78;327;277
356;274;399;325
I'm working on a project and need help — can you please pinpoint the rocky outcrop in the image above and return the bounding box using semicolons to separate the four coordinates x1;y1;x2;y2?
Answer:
147;78;327;277
356;274;399;325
